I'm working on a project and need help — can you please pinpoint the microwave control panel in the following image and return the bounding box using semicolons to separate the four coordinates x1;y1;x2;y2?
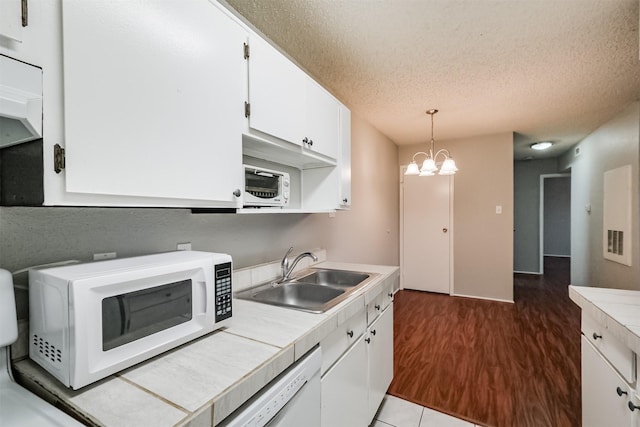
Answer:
214;262;232;322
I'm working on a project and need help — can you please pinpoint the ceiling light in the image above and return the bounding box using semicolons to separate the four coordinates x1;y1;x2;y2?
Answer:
405;109;458;177
530;141;553;151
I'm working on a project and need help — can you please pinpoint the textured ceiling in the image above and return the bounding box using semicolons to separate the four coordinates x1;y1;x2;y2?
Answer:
224;0;640;160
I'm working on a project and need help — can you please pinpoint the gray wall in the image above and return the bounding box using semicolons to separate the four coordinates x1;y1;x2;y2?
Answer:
513;159;560;273
544;176;571;257
0;112;401;317
559;101;640;289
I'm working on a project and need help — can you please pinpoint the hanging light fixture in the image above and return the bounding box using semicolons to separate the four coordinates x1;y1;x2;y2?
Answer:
405;109;458;176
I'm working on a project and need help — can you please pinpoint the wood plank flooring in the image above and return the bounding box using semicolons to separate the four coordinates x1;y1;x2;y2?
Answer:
387;257;581;427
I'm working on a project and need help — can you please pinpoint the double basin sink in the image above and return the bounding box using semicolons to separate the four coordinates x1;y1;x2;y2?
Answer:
235;268;377;313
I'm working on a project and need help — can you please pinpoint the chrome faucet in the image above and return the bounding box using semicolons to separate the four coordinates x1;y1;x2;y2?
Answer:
280;247;318;281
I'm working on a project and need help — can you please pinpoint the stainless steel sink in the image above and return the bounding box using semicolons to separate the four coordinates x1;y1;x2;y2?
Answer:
294;269;370;288
235;268;376;313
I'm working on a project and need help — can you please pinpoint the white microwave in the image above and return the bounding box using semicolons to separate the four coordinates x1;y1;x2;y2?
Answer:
28;251;232;389
243;164;290;207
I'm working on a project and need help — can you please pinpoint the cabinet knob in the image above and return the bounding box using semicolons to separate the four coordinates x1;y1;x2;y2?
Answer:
309;139;314;146
388;292;393;298
371;330;376;336
343;198;348;204
347;330;354;338
617;387;628;397
443;228;448;233
233;189;241;197
629;402;640;412
592;332;603;340
375;304;381;311
365;337;371;344
302;137;309;145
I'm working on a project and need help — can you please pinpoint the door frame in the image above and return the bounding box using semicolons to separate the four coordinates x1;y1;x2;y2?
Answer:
539;173;571;274
399;166;454;294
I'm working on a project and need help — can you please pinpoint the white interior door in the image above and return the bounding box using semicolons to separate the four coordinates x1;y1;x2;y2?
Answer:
401;171;452;294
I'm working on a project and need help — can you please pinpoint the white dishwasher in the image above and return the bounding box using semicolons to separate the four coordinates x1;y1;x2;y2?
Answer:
219;347;321;427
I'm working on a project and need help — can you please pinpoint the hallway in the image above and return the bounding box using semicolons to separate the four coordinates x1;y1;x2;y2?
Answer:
388;257;581;427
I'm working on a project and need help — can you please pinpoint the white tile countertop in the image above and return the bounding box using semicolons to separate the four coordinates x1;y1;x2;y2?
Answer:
569;285;640;356
13;260;400;427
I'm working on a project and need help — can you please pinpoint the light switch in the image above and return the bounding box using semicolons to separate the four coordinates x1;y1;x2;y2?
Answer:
496;205;502;214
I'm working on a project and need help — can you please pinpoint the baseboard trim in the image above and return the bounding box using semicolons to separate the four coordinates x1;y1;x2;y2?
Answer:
452;293;514;304
543;254;571;258
514;270;542;275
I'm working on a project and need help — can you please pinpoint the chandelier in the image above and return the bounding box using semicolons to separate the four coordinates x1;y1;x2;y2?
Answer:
405;109;458;176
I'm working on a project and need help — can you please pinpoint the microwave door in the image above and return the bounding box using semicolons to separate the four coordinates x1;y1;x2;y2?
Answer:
101;279;193;351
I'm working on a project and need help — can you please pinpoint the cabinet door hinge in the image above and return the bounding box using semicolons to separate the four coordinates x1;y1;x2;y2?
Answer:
21;0;28;27
53;144;65;174
243;42;250;60
244;102;251;118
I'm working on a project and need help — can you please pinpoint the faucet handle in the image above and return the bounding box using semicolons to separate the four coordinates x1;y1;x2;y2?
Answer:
284;247;294;258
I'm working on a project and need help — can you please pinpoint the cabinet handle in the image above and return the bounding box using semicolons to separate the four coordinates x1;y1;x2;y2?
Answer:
375;304;381;311
617;387;628;397
371;330;376;336
592;332;602;340
347;330;354;338
629;402;640;412
365;338;371;344
233;189;241;197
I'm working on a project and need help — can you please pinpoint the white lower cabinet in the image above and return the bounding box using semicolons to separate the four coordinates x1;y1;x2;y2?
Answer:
366;303;394;422
582;336;630;427
321;335;368;427
320;298;394;427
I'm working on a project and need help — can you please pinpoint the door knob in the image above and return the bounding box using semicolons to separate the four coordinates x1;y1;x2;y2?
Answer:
442;228;448;233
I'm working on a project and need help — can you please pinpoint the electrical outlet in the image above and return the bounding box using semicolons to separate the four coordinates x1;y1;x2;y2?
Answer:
93;252;116;261
496;205;503;214
177;242;192;251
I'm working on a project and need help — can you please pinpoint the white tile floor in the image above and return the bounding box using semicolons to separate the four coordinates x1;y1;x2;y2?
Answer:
370;395;480;427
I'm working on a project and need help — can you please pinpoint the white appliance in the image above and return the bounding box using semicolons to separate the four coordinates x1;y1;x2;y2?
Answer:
29;251;233;389
219;346;321;427
0;55;43;148
243;164;290;207
0;269;84;426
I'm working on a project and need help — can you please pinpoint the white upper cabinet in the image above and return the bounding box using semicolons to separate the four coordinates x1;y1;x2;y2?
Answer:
247;34;306;148
59;0;247;207
246;34;340;166
338;105;352;208
0;0;24;42
304;77;340;160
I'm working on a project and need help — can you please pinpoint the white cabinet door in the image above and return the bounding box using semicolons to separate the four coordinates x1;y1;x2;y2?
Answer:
61;0;245;206
0;0;23;42
321;336;368;427
582;336;630;427
367;303;394;423
304;77;339;160
247;34;306;147
338;104;351;208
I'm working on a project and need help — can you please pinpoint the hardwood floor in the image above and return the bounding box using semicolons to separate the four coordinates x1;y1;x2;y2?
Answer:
387;257;581;427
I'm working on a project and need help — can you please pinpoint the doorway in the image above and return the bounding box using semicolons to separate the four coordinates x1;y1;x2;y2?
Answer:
539;173;571;274
400;167;453;294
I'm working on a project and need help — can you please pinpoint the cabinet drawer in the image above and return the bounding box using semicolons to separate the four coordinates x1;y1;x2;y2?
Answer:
367;282;394;325
582;312;635;383
320;309;366;375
